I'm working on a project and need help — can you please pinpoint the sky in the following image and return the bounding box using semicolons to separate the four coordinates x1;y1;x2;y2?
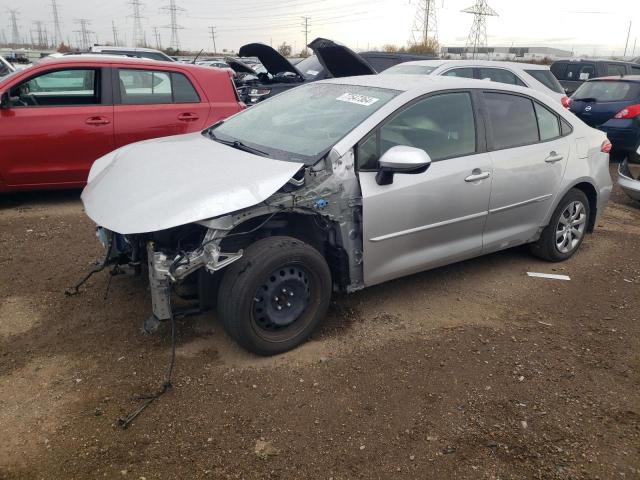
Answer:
2;0;639;56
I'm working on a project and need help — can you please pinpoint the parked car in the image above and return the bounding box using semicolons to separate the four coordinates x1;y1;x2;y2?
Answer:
382;59;566;103
618;146;640;201
90;45;175;62
81;75;612;355
0;55;243;192
0;56;16;78
229;38;434;104
567;76;640;160
550;59;640;95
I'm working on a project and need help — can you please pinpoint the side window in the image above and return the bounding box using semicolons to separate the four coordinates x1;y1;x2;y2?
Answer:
550;62;567;80
606;64;626;76
118;69;199;104
579;64;595;80
534;102;560;141
356;92;476;170
632;66;640;75
561;118;572;136
565;64;580;80
442;68;474;79
9;69;98;107
478;68;526;86
484;92;538;150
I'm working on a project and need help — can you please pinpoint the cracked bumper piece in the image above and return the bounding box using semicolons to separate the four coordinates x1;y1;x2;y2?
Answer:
618;162;640;201
146;240;243;320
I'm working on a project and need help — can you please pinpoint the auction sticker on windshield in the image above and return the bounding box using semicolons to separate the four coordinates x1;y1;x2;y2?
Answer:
336;92;380;106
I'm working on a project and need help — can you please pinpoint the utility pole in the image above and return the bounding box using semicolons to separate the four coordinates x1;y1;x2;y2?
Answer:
153;26;162;50
623;21;632;57
74;18;92;50
51;0;63;47
301;16;310;55
410;0;438;45
8;9;21;46
162;0;184;51
129;0;145;47
462;0;498;59
209;26;217;54
112;21;119;46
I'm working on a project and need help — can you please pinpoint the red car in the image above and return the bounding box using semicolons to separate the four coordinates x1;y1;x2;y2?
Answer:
0;55;244;192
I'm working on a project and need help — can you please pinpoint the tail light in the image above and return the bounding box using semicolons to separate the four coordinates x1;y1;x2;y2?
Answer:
561;96;571;108
601;139;612;153
614;104;640;119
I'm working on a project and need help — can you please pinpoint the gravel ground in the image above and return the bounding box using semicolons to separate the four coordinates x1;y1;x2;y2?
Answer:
0;164;638;480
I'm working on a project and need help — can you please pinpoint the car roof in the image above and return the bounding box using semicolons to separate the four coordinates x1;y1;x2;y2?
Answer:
321;73;539;94
91;45;165;53
553;58;639;66
36;54;189;68
392;59;550;71
587;75;640;82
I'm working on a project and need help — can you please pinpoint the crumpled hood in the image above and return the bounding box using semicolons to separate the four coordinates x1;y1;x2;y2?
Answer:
81;133;303;234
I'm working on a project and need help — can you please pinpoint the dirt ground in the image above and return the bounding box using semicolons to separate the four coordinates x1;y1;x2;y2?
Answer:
0;164;638;480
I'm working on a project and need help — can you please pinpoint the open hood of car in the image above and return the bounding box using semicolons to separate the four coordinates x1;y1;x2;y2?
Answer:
238;43;302;78
308;37;377;78
224;57;257;75
81;133;303;234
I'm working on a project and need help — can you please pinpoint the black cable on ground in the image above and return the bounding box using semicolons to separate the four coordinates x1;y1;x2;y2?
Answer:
65;237;114;296
117;313;177;429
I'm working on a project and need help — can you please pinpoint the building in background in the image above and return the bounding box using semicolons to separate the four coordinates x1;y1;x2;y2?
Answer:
441;46;573;61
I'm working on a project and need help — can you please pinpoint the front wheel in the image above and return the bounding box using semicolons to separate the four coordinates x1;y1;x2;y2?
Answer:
530;189;590;262
217;236;332;356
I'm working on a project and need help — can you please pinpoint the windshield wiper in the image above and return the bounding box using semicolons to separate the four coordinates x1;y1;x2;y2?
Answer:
207;130;270;157
573;97;598;102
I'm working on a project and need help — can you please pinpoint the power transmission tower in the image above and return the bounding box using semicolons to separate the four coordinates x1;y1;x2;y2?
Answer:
33;21;46;47
462;0;498;59
410;0;438;45
51;0;63;46
129;0;145;47
162;0;184;51
0;29;7;46
153;26;162;50
8;9;21;46
209;26;217;53
301;16;310;54
74;18;93;50
112;21;120;46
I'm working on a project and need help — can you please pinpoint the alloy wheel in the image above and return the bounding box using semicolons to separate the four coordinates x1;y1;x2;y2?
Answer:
555;200;587;254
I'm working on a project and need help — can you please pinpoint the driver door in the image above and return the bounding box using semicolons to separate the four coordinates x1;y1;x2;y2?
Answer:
0;67;114;188
358;91;493;286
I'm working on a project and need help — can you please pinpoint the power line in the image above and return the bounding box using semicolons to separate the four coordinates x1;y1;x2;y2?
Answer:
162;0;184;50
209;26;217;53
410;0;438;45
130;0;145;47
51;0;63;46
462;0;498;59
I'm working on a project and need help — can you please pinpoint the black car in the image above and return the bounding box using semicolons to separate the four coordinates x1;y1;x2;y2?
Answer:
229;38;435;104
551;59;640;95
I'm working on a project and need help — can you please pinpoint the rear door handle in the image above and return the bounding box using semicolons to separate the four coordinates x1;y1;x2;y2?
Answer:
177;112;199;121
465;171;491;182
545;151;564;163
85;116;110;126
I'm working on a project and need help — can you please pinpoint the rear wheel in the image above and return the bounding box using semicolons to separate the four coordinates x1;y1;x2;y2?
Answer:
217;236;331;356
530;189;590;262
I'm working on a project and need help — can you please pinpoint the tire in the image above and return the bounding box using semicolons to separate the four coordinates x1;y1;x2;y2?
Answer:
530;188;590;262
217;236;332;356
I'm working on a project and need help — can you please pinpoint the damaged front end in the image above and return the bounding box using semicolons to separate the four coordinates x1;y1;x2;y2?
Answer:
92;147;364;329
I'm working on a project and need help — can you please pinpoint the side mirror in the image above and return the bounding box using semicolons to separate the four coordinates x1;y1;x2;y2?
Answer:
375;145;431;186
0;91;9;109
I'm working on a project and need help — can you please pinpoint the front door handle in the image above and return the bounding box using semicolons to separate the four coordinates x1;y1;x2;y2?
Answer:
465;170;491;182
545;151;564;163
85;116;111;126
177;112;199;122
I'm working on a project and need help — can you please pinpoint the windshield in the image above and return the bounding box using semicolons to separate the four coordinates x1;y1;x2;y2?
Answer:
296;55;324;80
524;69;564;94
208;82;400;164
381;64;437;75
573;80;640;102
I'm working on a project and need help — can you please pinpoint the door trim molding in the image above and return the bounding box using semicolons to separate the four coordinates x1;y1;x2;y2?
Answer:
369;211;488;243
489;193;553;215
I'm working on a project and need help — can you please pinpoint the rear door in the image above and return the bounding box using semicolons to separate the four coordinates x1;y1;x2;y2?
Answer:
481;91;570;252
112;66;209;147
0;66;114;188
359;90;492;285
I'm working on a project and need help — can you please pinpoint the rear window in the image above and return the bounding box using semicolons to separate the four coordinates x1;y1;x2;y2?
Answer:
381;64;436;75
573;80;640;102
525;69;565;93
